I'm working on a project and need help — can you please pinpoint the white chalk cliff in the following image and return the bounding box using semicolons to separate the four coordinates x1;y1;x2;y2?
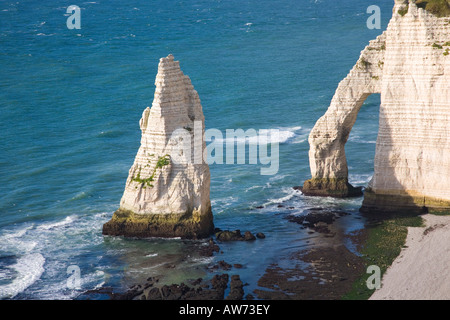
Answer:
303;0;450;213
103;55;214;238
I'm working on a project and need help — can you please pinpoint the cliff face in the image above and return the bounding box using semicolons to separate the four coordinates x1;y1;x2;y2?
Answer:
303;1;450;213
103;55;214;239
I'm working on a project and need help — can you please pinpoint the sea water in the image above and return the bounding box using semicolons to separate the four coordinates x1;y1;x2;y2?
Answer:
0;0;391;299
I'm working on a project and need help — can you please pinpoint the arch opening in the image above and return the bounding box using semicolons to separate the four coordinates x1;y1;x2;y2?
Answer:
345;93;380;192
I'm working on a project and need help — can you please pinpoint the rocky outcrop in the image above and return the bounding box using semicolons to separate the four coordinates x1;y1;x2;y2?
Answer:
303;1;450;213
214;229;258;241
286;208;349;234
302;27;386;198
127;274;236;300
103;55;214;239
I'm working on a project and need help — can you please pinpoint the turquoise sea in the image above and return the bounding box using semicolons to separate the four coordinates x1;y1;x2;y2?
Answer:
0;0;392;299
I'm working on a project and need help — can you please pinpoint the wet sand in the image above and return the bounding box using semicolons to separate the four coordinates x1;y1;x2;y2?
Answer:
254;211;366;300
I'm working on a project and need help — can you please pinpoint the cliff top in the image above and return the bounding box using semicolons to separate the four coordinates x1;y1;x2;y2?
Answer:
412;0;450;17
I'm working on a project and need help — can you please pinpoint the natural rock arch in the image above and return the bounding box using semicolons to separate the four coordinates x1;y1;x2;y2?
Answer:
302;32;386;197
303;1;450;213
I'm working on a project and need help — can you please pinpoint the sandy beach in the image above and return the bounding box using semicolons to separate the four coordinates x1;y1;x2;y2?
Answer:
370;214;450;300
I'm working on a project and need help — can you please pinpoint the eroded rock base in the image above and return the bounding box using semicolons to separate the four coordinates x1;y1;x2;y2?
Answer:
102;208;214;239
361;189;450;214
302;178;363;198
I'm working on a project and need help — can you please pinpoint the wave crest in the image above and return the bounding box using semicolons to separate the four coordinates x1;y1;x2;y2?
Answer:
0;253;45;299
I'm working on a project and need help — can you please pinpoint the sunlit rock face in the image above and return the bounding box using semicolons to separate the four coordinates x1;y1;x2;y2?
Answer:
103;55;214;239
303;1;450;213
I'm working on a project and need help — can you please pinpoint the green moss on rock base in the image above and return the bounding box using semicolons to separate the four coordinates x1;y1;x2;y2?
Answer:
102;207;214;239
361;188;450;214
301;178;363;198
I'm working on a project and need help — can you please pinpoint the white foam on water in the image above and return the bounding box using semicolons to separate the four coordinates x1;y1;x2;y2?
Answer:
244;185;262;192
70;191;88;201
35;269;106;300
0;211;110;299
81;270;105;288
211;196;237;210
349;173;372;185
258;130;293;145
1;225;33;240
0;253;45;299
269;174;289;182
145;262;169;270
348;135;376;144
0;226;37;254
292;138;306;144
214;126;303;145
190;256;214;265
262;187;301;207
37;215;76;231
145;253;158;258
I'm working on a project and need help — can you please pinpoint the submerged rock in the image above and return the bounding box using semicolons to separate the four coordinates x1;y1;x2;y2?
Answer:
243;231;256;241
256;232;266;239
226;275;245;300
102;55;214;239
199;238;220;257
215;229;258;241
208;260;233;271
286;208;349;234
129;273;234;300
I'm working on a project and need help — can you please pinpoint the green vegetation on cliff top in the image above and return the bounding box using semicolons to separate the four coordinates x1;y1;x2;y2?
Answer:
416;0;450;17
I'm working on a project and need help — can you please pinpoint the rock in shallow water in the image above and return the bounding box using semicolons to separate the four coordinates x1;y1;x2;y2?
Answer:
102;54;214;239
214;229;259;241
226;275;244;300
198;238;220;257
256;232;266;239
130;274;235;300
286;208;349;234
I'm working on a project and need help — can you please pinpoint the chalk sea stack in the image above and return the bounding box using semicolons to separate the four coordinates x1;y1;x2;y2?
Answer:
103;55;214;239
303;0;450;213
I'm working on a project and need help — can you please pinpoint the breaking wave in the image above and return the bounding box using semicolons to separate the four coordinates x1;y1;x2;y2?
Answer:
0;253;45;299
212;126;303;145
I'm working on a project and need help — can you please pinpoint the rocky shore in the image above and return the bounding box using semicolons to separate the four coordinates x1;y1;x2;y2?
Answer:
254;208;365;300
86;205;370;300
83;204;450;301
